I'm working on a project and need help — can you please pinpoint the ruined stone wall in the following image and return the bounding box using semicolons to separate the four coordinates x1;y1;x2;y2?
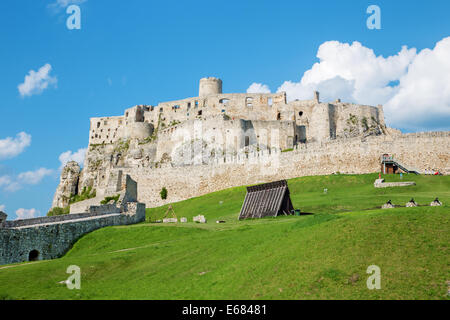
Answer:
89;116;125;145
114;131;450;208
0;204;145;265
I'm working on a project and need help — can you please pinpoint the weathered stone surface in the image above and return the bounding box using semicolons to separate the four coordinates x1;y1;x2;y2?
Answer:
406;200;418;207
180;217;187;223
51;78;450;211
374;179;416;188
52;161;81;209
0;211;7;228
1;177;145;266
430;199;443;206
382;201;396;209
193;215;206;223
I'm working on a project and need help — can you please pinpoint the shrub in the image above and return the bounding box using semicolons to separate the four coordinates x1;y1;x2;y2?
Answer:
47;206;70;217
100;194;120;205
160;187;168;200
69;186;96;205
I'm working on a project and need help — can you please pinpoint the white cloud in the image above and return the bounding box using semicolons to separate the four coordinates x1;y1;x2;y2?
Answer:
0;175;12;187
0;132;31;160
17;168;54;185
58;148;87;170
249;37;450;131
18;63;57;97
15;208;39;220
0;204;5;212
0;168;54;192
247;83;271;94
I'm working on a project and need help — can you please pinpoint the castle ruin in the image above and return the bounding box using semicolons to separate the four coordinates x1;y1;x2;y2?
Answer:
51;77;450;210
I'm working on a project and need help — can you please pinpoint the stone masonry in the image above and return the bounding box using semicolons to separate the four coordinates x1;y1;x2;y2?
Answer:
51;77;450;211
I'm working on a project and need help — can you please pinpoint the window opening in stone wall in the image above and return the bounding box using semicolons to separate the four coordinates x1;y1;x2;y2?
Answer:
277;112;281;120
268;98;273;106
299;111;303;117
220;98;230;105
28;250;39;261
246;97;253;107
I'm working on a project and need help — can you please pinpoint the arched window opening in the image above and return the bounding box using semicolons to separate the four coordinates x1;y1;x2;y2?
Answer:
246;97;253;107
28;250;39;261
220;98;230;105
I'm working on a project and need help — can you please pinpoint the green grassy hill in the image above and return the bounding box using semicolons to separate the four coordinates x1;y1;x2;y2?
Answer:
0;173;449;300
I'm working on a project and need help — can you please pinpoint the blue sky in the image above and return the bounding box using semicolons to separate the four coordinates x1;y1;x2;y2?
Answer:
0;0;449;219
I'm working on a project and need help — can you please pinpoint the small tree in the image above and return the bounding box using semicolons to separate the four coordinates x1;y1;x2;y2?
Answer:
160;187;168;200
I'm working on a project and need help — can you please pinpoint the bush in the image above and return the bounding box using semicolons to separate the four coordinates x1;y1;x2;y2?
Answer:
160;187;168;200
69;186;96;205
47;206;70;217
100;194;120;205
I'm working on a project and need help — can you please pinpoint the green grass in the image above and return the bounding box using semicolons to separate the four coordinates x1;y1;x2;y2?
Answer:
0;173;449;300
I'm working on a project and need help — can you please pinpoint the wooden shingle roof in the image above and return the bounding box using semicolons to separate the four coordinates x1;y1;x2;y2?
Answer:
238;180;294;220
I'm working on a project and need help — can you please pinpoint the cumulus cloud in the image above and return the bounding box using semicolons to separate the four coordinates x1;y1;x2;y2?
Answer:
15;208;39;220
0;168;54;192
18;64;57;97
0;132;31;160
0;204;5;212
58;148;87;170
17;168;54;185
249;37;450;131
247;83;271;94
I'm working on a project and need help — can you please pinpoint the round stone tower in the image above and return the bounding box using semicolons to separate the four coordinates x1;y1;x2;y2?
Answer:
199;77;222;97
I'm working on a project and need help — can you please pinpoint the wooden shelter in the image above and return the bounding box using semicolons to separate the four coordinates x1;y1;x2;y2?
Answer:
238;180;294;220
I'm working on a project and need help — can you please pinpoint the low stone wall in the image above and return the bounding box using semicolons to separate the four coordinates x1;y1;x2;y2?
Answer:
0;203;145;266
4;211;115;229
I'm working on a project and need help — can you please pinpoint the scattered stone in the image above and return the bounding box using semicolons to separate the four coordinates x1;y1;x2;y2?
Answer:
430;198;442;206
163;218;178;223
382;200;395;209
374;179;416;188
180;217;187;223
406;198;418;207
216;220;225;223
193;215;207;223
347;273;360;285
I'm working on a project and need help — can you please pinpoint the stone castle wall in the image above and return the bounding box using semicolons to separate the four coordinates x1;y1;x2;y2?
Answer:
0;206;145;265
116;131;450;208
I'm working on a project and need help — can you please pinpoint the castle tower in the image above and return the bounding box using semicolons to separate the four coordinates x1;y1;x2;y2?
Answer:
199;77;222;97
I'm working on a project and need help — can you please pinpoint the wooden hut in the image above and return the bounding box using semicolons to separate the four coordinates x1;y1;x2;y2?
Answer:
238;180;294;220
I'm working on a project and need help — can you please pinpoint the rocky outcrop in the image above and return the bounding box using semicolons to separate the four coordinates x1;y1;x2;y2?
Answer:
52;161;81;209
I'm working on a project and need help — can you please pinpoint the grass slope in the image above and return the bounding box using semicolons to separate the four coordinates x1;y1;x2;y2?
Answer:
0;173;449;300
